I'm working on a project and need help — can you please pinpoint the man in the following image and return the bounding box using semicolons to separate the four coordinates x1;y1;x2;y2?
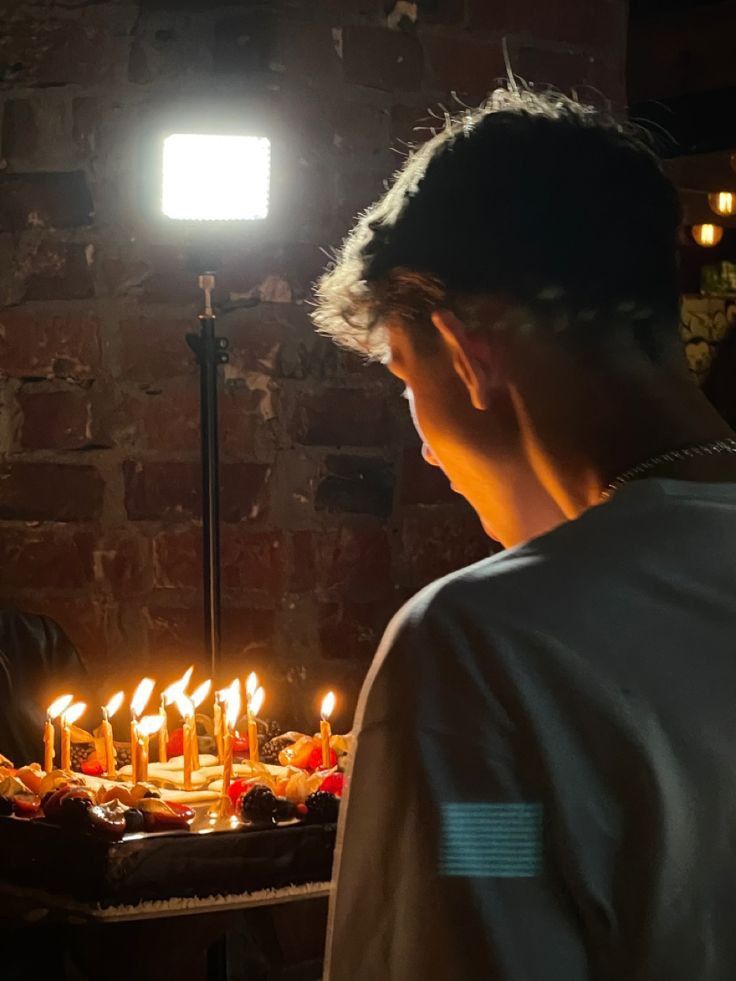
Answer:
312;88;736;979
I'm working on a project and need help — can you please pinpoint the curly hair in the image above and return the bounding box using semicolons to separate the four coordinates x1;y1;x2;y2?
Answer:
312;86;682;362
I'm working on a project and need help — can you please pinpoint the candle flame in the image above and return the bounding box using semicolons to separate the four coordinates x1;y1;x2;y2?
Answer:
131;677;155;718
138;714;164;738
163;666;194;705
63;701;87;727
47;694;73;720
104;690;124;719
191;678;212;709
321;690;336;721
250;685;265;718
223;679;241;729
245;672;258;698
174;692;195;720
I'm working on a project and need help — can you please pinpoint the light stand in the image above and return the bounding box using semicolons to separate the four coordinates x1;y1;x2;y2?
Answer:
186;274;228;676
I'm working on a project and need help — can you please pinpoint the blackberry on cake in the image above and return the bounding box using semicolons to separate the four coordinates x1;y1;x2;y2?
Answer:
260;734;295;765
240;786;278;826
304;791;340;824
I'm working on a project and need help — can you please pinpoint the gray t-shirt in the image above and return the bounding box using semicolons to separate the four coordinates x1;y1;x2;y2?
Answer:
326;480;736;980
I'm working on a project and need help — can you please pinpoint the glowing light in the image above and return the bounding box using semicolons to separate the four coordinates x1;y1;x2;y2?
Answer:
63;702;86;727
245;672;258;699
163;666;193;705
692;223;724;247
223;680;242;729
138;714;165;737
191;679;212;709
131;677;156;718
47;694;73;720
104;691;124;719
161;134;270;221
250;686;265;718
708;191;736;217
321;691;336;721
174;692;195;720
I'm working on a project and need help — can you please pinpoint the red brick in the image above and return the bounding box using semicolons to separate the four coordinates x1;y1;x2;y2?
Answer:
0;462;104;521
291;389;392;446
319;599;393;660
398;509;491;586
17;386;109;451
145;605;275;671
332;101;391;155
343;26;424;91
467;0;626;51
114;384;265;459
0;173;93;233
513;46;620;100
21;242;94;301
290;530;317;593
277;19;342;83
1;99;38;164
0;16;130;87
0;309;100;380
117;316;198;382
19;597;112;664
0;528;94;589
314;525;392;598
424;34;506;99
123;461;271;522
153;528;285;594
390;103;437;147
93;533;152;598
400;447;456;504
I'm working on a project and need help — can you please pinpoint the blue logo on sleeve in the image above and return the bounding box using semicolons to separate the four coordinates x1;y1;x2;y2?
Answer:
439;802;543;878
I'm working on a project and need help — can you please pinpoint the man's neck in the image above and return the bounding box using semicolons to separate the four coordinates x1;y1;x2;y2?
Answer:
509;352;736;520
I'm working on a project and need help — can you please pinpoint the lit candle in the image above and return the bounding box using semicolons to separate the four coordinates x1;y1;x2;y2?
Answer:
248;686;265;764
44;694;73;773
220;679;241;802
213;690;225;765
174;692;195;791
60;701;86;771
136;715;164;783
190;679;212;771
159;667;193;764
245;672;259;763
130;678;155;784
320;691;336;770
101;690;124;778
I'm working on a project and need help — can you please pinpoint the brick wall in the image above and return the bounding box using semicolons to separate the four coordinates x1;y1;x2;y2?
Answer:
0;0;627;729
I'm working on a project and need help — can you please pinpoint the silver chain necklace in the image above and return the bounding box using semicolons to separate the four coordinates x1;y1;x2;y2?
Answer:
601;438;736;500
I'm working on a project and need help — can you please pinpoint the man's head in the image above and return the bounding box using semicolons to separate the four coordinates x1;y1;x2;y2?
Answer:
313;88;684;545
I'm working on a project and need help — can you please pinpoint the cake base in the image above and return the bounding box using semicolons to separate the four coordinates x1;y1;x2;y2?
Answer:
0;816;335;906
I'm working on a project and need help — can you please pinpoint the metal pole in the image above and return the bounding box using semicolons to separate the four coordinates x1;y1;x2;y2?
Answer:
186;273;228;676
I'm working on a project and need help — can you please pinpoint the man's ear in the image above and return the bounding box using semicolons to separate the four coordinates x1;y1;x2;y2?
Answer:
431;309;496;410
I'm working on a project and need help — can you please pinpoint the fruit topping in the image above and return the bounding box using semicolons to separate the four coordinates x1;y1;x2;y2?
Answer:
240;786;278;826
138;797;193;832
123;807;145;834
13;794;42;818
318;772;345;797
261;734;296;765
274;797;296;821
303;791;340;824
81;759;104;777
87;804;127;839
167;727;184;759
60;792;94;828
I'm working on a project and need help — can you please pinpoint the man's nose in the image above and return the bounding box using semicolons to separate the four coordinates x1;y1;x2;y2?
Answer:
422;443;440;467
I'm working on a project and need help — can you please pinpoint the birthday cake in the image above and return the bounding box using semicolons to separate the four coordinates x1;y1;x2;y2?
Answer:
0;674;349;907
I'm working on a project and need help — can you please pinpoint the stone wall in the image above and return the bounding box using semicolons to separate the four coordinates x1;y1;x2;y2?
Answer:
0;0;627;728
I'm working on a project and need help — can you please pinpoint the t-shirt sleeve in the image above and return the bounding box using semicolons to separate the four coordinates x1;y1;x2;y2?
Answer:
325;591;589;981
